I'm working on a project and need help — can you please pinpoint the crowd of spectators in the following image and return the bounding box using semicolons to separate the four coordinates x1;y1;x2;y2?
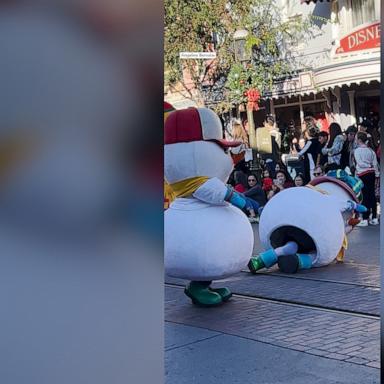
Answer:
228;162;296;222
226;113;380;225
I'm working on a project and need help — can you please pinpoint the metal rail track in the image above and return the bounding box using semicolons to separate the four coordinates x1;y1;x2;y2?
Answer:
165;282;380;320
240;269;380;289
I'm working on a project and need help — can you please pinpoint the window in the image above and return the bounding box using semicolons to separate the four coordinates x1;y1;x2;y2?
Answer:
350;0;379;28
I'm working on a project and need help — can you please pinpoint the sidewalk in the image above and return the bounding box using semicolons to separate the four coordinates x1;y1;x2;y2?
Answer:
166;285;379;367
167;263;380;316
166;321;379;384
165;224;380;383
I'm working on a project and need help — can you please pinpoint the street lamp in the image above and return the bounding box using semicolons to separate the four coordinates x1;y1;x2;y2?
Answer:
233;29;257;149
233;29;250;63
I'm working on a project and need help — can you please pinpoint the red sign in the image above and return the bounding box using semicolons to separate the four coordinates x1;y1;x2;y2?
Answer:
336;21;380;54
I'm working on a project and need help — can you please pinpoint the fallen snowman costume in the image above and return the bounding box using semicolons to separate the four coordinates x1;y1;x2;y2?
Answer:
248;176;366;274
164;107;254;306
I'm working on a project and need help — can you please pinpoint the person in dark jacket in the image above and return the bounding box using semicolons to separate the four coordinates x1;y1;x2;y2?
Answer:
297;123;321;182
233;172;261;222
317;131;329;167
340;125;357;173
322;122;344;172
244;174;267;207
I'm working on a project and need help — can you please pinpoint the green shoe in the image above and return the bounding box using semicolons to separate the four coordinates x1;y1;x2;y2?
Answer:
248;257;265;274
209;287;232;302
184;281;223;307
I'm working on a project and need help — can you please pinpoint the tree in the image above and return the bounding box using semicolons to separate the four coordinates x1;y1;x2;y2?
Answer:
164;0;323;113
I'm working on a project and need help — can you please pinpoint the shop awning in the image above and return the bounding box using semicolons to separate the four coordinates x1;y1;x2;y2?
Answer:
300;0;330;3
313;57;380;90
267;71;317;99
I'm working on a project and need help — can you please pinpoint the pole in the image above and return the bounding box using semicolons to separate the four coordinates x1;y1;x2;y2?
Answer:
234;30;257;149
347;90;356;126
242;61;257;149
246;107;257;149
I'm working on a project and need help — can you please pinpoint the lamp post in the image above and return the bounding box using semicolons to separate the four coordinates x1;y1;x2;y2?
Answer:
233;29;257;149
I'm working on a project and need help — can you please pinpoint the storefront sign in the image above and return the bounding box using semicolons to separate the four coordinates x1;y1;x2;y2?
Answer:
255;127;272;154
179;52;217;59
336;21;380;54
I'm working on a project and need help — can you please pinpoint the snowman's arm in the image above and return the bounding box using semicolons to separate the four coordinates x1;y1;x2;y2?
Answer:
193;177;246;208
343;200;367;213
328;195;367;213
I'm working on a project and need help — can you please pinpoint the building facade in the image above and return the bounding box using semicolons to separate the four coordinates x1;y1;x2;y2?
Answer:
165;0;380;132
271;0;380;131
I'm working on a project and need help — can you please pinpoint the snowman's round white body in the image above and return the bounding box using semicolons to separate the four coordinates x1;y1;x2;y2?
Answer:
164;121;254;281
259;180;355;268
311;180;356;224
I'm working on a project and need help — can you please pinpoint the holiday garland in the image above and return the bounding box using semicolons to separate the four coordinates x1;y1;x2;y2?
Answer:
226;63;266;110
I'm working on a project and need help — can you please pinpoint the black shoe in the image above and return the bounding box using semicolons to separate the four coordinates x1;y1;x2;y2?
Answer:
277;254;299;274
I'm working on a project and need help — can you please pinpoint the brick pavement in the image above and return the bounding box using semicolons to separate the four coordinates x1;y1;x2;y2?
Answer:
258;262;379;287
251;223;379;266
220;273;379;316
166;266;380;316
165;286;380;368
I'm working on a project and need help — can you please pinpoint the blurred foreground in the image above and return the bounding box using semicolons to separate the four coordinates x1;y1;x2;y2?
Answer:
0;2;163;383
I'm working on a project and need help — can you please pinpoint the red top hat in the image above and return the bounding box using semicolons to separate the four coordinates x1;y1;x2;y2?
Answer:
165;107;241;148
164;101;175;114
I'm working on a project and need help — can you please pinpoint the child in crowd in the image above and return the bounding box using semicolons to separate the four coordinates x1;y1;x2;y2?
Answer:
294;173;305;187
262;169;273;192
267;184;280;200
233;171;247;193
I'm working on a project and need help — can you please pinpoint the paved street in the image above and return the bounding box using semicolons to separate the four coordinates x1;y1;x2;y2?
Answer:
165;223;380;383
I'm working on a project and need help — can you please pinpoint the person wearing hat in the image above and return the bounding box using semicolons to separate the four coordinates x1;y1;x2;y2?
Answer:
164;107;254;306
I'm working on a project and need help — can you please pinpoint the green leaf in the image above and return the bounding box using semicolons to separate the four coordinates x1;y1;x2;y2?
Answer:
165;0;322;110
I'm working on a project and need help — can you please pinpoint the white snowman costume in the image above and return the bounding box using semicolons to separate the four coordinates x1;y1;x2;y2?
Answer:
165;107;254;306
249;176;365;274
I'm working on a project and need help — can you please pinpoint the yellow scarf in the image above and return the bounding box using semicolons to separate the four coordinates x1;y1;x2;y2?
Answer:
164;181;176;210
170;176;210;198
164;176;209;209
336;236;348;262
342;235;348;250
305;184;329;195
